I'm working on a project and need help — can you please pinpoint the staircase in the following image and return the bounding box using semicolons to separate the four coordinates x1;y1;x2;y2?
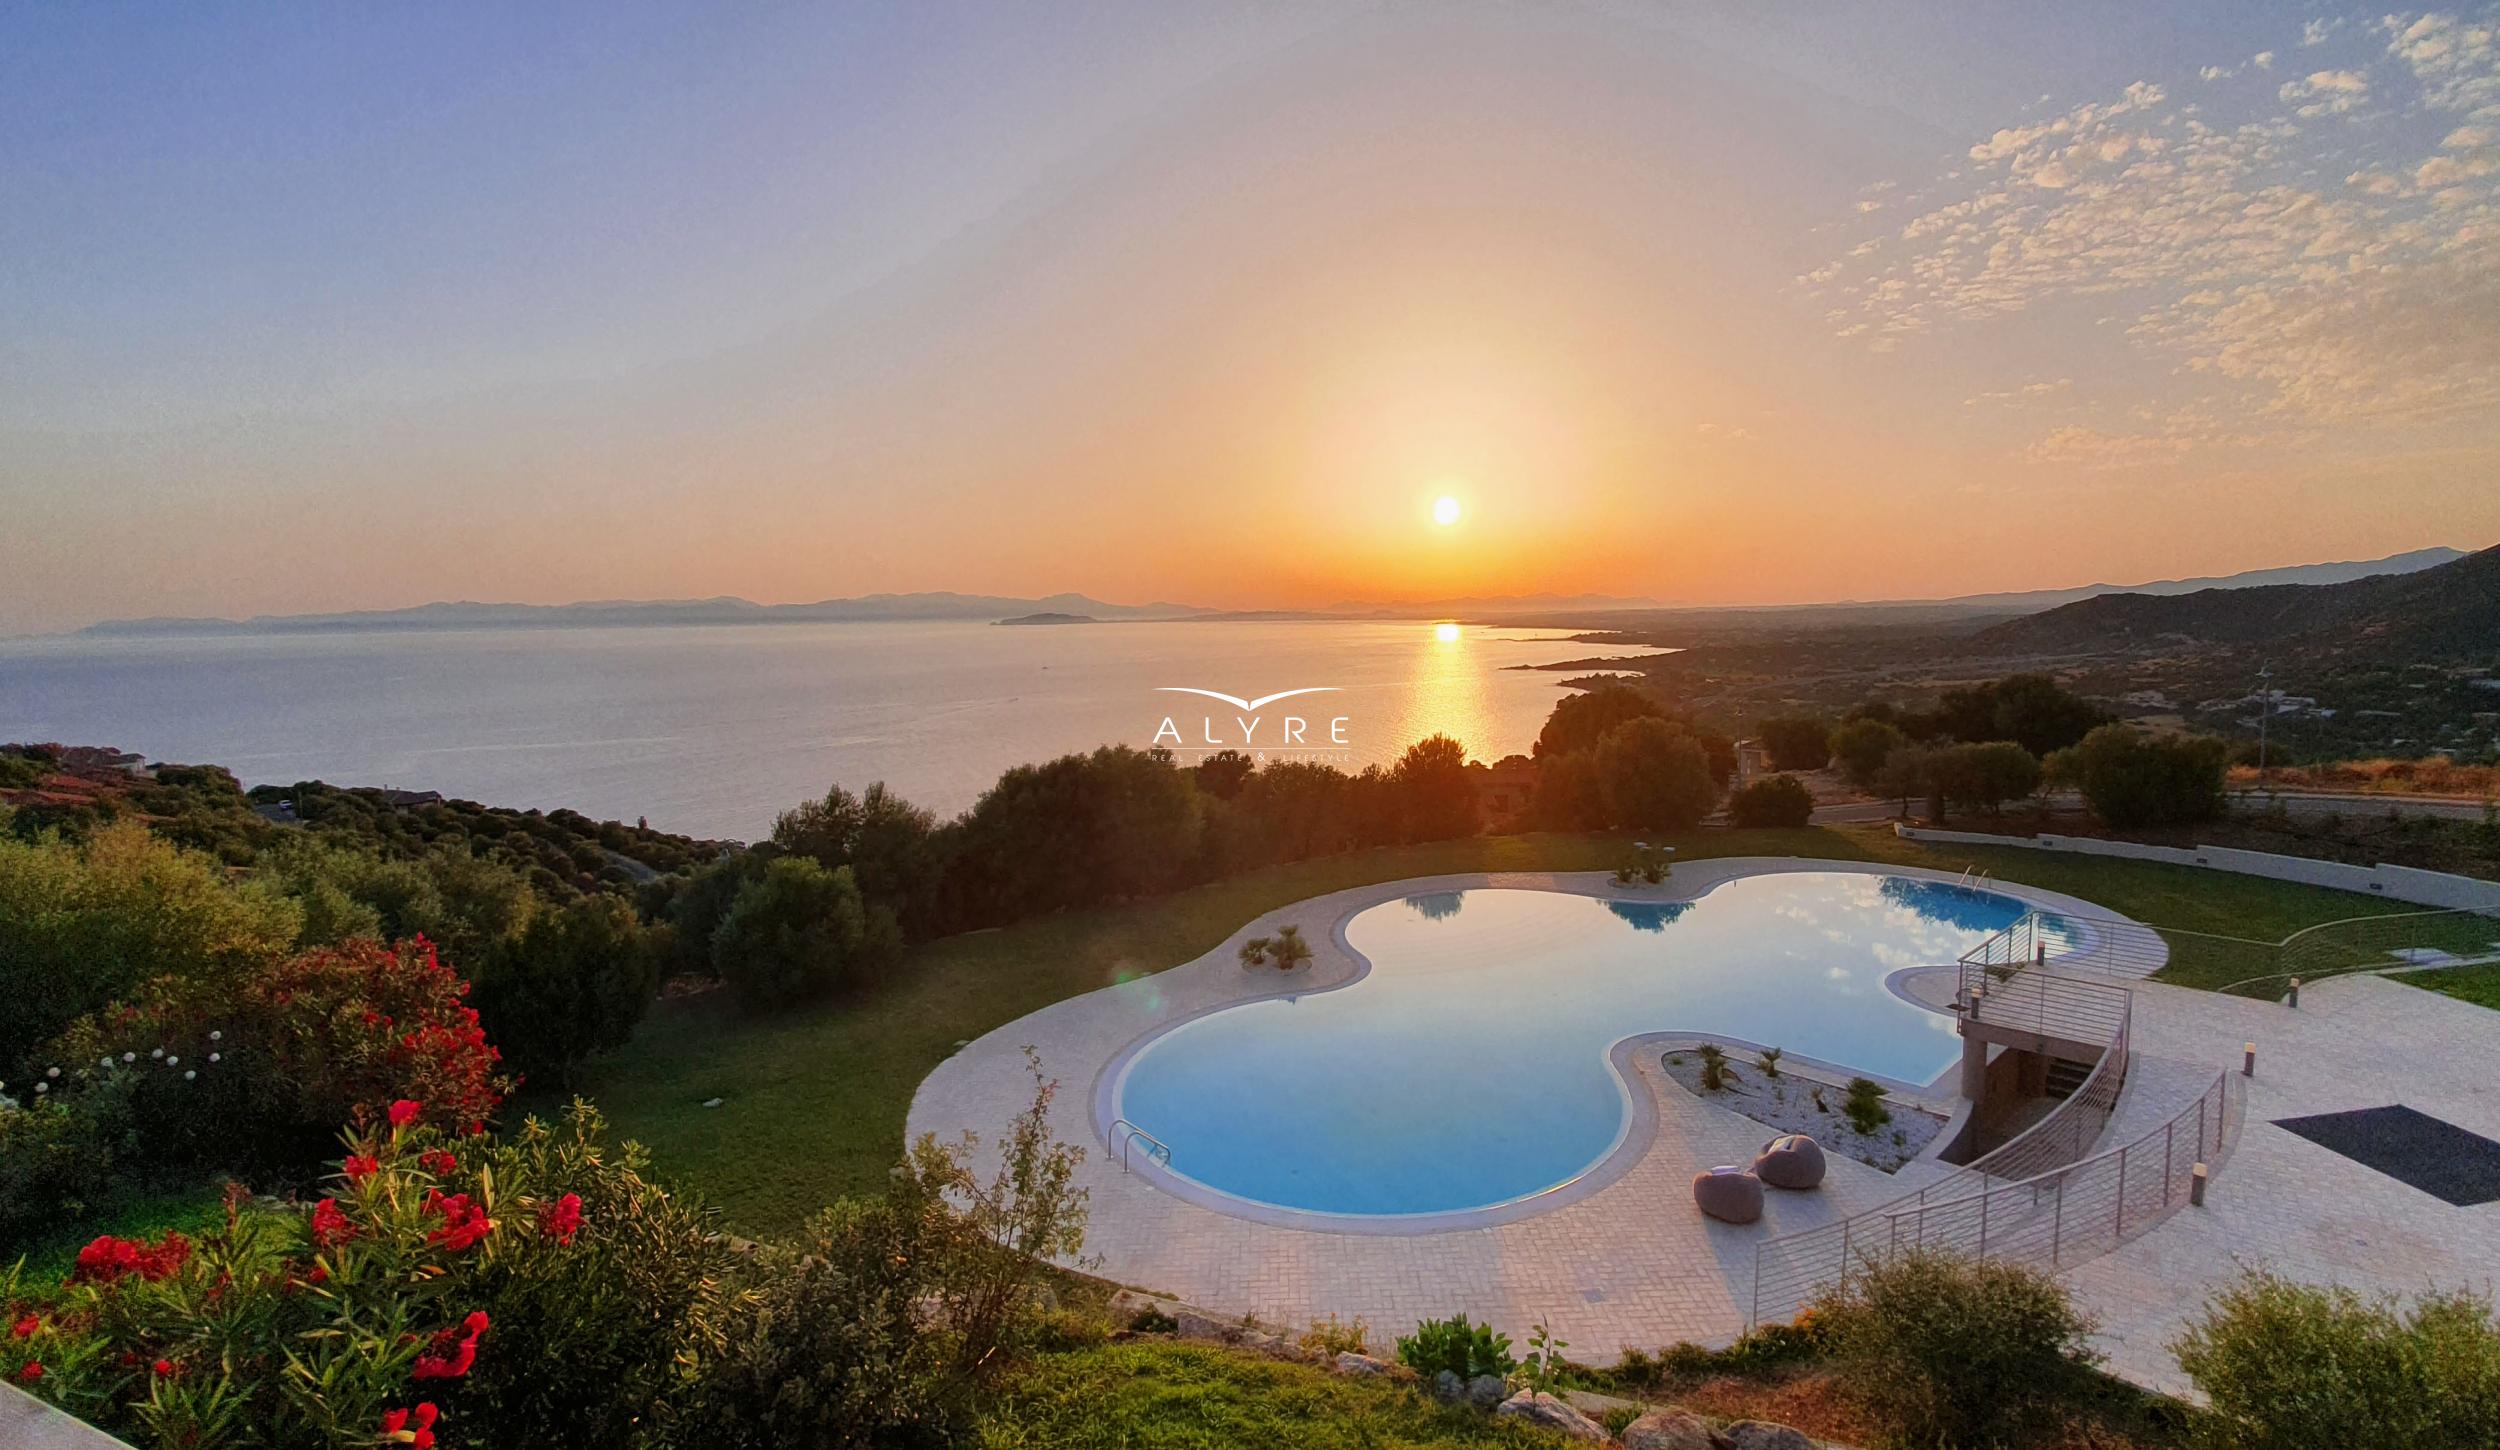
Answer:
2043;1057;2094;1101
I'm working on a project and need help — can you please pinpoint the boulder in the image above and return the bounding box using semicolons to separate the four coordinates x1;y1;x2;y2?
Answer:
1693;1166;1765;1224
1492;1390;1610;1443
1753;1134;1827;1191
1334;1351;1395;1377
1432;1369;1464;1401
1106;1289;1161;1320
1621;1409;1719;1450
1466;1373;1507;1408
1721;1421;1816;1450
1172;1309;1234;1343
1237;1329;1284;1356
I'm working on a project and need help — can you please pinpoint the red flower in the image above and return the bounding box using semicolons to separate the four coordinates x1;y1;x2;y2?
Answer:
343;1153;380;1181
311;1197;357;1249
382;1401;441;1449
151;1358;174;1377
8;1315;35;1339
16;1362;40;1383
537;1192;583;1245
70;1231;190;1285
422;1190;495;1252
420;1150;457;1176
388;1099;423;1128
410;1314;486;1382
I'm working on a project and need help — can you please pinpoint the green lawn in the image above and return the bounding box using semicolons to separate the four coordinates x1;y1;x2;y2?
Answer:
2402;961;2500;1012
970;1341;1570;1449
573;823;2409;1233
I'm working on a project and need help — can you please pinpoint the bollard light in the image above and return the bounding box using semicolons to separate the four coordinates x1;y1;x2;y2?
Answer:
2190;1162;2209;1207
2242;1042;2256;1077
2288;976;2301;1009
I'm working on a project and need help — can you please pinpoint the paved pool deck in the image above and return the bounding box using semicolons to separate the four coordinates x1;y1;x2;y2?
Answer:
905;859;2500;1394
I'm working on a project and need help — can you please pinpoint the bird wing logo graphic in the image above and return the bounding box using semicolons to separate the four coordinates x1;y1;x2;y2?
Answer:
1156;686;1344;711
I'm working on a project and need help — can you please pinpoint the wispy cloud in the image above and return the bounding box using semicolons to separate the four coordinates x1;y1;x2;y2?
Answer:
1808;8;2500;455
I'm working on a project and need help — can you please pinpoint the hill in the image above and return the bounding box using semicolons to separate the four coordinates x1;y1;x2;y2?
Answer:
1973;543;2500;661
75;592;1212;636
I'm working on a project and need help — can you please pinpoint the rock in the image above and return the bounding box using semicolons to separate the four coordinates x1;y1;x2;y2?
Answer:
1466;1374;1507;1408
1492;1390;1610;1443
1172;1309;1233;1343
1106;1289;1161;1320
1433;1369;1464;1401
1237;1329;1283;1355
1720;1421;1816;1450
700;1097;723;1108
1334;1351;1394;1377
1621;1409;1718;1450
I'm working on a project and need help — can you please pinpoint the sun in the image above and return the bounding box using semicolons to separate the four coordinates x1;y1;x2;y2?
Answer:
1431;495;1462;527
1434;621;1461;642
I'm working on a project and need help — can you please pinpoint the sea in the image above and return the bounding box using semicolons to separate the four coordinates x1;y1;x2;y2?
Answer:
0;620;1651;840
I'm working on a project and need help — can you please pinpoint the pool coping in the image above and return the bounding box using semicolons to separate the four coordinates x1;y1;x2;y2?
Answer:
1080;857;2141;1236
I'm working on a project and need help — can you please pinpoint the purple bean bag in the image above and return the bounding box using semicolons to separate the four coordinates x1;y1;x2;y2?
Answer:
1692;1165;1764;1224
1752;1134;1827;1191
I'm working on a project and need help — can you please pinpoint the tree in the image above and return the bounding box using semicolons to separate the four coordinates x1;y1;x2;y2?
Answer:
711;857;902;1008
770;781;936;926
1931;674;2109;755
937;747;1205;927
1875;744;1938;819
1225;760;1359;866
1831;717;1911;789
1758;716;1835;772
1390;735;1478;843
1727;774;1815;828
1191;750;1257;800
1529;749;1605;831
1926;741;2043;816
474;894;661;1089
1534;682;1666;759
1594;719;1718;831
2047;725;2228;828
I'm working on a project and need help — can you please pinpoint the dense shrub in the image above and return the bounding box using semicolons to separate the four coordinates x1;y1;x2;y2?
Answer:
0;822;301;1076
1534;682;1667;759
1388;735;1479;844
772;782;939;933
1;1102;733;1449
1930;674;2109;756
1394;1314;1515;1381
1812;1249;2098;1447
2049;725;2229;828
1727;774;1815;828
713;857;904;1008
2170;1270;2500;1449
472;894;660;1088
1758;716;1834;772
1594;719;1719;831
937;747;1206;927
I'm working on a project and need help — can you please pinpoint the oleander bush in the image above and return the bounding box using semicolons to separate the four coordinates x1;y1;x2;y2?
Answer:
1;1100;732;1449
1812;1250;2099;1447
2170;1271;2500;1449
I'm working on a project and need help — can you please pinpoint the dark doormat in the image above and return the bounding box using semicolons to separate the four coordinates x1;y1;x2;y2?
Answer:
2272;1105;2500;1207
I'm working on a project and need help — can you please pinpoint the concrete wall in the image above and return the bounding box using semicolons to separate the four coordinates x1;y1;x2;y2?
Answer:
1894;824;2500;911
2;1386;131;1449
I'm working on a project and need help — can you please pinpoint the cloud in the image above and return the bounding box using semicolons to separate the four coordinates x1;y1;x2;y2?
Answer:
2278;69;2370;116
1813;15;2500;443
2303;18;2342;47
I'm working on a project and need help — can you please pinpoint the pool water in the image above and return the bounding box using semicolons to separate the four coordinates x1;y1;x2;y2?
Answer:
1111;873;2040;1218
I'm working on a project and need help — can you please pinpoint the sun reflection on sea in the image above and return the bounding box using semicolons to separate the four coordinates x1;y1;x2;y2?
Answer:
1409;621;1499;758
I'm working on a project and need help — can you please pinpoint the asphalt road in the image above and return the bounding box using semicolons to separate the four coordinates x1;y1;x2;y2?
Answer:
1803;789;2495;827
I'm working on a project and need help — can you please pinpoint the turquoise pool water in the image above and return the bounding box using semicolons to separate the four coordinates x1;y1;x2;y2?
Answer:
1111;873;2039;1218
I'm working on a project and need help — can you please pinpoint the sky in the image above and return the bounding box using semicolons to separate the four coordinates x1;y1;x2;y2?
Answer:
5;2;2499;634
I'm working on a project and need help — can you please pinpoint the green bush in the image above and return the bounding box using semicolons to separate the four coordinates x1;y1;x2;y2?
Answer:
1842;1077;1891;1135
2047;724;2228;828
713;856;903;1008
1812;1249;2098;1447
1758;716;1834;772
2;1102;734;1449
1728;774;1815;828
1832;717;1911;789
1394;1314;1514;1381
1594;719;1719;832
2170;1271;2500;1449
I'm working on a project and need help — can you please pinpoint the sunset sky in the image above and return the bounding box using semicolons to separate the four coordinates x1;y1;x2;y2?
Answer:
6;2;2499;634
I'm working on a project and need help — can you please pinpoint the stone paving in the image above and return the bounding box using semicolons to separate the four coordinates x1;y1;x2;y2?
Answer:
907;859;2500;1392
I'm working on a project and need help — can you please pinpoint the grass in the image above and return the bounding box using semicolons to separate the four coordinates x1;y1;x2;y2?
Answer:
10;1182;231;1280
574;823;2409;1233
2401;961;2500;1012
969;1341;1561;1449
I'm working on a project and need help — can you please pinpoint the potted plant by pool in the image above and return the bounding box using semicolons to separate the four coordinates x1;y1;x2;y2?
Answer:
1238;924;1313;971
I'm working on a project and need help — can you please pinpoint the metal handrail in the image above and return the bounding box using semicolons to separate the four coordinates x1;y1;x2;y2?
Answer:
1109;1118;1171;1172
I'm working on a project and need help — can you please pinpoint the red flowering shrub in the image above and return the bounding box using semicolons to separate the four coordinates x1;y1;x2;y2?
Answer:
35;936;513;1190
0;1102;733;1448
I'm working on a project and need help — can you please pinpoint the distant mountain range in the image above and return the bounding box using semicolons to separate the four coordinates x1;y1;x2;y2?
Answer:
64;546;2475;639
1974;543;2500;660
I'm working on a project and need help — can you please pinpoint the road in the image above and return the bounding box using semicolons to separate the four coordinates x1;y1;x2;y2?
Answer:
1802;789;2495;827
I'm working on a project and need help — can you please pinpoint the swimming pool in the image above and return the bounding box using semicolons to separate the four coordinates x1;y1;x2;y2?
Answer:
1109;872;2051;1219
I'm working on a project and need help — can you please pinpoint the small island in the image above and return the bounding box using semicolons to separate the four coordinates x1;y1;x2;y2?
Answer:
994;612;1099;626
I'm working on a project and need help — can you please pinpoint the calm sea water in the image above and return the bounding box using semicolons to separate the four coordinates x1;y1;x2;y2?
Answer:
0;620;1623;839
1112;875;2015;1218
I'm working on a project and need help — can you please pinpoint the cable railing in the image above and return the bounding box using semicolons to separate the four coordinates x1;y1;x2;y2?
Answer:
2219;905;2500;999
1750;1066;2228;1327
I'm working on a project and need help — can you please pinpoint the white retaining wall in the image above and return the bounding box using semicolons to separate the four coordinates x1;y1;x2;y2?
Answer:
1893;825;2500;910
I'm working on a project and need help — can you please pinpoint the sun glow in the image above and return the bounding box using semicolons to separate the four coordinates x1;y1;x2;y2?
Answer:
1434;621;1461;642
1431;495;1463;527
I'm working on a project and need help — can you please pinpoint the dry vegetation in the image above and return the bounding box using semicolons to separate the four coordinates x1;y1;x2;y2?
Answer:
2233;756;2500;799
